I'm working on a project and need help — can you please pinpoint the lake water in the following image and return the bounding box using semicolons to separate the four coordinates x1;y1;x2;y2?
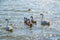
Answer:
0;0;60;40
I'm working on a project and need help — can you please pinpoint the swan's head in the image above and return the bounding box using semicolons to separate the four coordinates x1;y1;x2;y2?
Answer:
5;19;9;21
24;17;25;19
30;16;33;18
40;14;43;15
40;14;44;19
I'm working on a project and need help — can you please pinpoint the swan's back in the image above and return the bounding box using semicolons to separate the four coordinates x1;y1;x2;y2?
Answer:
41;21;49;25
6;26;13;31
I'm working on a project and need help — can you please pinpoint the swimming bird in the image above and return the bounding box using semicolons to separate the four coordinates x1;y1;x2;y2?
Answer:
28;9;31;11
30;16;36;24
26;19;32;28
40;14;50;26
24;17;32;28
24;17;27;24
5;19;13;32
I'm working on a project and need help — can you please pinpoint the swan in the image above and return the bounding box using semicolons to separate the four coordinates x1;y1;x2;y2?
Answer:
24;17;27;24
30;16;36;24
24;17;32;28
40;14;50;26
26;19;32;28
5;19;13;32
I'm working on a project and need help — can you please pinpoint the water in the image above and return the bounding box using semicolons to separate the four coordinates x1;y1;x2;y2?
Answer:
0;0;60;40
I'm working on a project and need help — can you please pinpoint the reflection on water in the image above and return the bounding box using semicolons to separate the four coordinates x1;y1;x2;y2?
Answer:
0;0;60;40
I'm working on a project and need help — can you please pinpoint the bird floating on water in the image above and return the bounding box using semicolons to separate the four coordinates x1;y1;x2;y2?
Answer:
40;14;50;26
30;16;37;24
28;9;31;11
24;17;32;28
5;19;13;32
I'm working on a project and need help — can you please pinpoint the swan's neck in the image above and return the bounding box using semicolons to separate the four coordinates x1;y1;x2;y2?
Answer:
6;21;9;27
31;17;33;21
41;15;43;22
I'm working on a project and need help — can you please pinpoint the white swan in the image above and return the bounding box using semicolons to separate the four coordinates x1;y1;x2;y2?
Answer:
5;19;13;32
40;14;50;26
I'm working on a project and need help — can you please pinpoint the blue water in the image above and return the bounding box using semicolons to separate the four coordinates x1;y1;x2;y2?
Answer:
0;0;60;40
